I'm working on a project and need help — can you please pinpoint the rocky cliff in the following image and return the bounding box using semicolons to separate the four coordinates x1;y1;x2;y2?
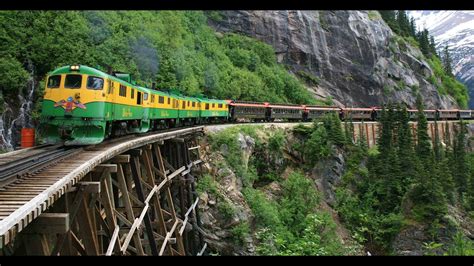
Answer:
209;11;459;109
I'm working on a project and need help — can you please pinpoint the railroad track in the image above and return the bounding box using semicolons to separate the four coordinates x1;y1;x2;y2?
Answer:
0;126;204;248
0;145;83;189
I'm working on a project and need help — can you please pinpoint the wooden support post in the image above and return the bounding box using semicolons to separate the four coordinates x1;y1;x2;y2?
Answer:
116;163;145;255
130;154;160;256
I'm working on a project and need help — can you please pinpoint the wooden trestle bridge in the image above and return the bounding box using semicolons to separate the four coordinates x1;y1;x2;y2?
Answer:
0;126;206;256
0;120;467;256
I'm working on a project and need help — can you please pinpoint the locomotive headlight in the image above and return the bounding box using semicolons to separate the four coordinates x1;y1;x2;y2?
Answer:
70;65;80;71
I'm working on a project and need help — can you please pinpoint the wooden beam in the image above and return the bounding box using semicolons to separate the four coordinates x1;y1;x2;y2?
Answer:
93;164;117;173
78;182;101;194
28;213;69;235
109;155;130;163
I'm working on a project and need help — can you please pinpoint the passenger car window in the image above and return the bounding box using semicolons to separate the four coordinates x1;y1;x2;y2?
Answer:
65;75;82;89
47;75;61;88
86;76;104;90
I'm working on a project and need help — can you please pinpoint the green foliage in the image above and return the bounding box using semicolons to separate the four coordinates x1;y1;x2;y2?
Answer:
247;170;348;255
217;200;236;221
243;188;282;228
268;130;285;153
231;222;250;245
423;241;444;255
196;174;219;196
427;56;468;108
0;56;29;97
445;232;474;255
323;113;346;146
297;70;320;86
0;10;317;122
304;125;332;164
279;172;320;234
205;11;223;21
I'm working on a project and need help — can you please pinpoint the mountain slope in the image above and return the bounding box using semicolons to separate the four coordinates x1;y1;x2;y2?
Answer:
409;11;474;108
209;11;460;109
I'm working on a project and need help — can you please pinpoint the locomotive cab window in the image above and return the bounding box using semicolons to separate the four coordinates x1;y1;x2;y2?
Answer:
65;74;82;89
47;75;61;88
86;76;104;90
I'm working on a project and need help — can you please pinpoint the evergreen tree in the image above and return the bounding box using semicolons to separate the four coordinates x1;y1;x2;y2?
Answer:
397;105;416;191
418;29;431;57
323;113;346;146
415;94;432;163
452;121;469;198
378;105;393;155
442;147;457;205
396;11;411;37
379;10;400;34
409;17;417;37
344;116;355;145
429;36;438;57
442;45;454;77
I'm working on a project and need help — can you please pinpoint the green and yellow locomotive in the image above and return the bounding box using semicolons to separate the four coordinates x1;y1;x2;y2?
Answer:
40;65;229;145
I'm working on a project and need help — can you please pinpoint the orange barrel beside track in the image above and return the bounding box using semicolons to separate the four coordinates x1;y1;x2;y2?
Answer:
21;128;35;148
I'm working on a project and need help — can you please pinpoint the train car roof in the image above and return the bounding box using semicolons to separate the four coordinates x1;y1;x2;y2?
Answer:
230;102;267;107
49;65;141;89
343;107;373;111
49;65;108;78
305;105;340;110
196;98;227;104
268;104;304;109
407;109;436;112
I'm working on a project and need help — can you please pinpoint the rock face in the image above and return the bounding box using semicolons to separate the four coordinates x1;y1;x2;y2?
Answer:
313;147;345;207
209;11;458;109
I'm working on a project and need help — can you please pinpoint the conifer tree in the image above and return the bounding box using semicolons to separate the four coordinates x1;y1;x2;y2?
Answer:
344;116;354;145
396;11;410;37
409;17;417;37
452;121;469;197
397;105;416;191
442;45;454;77
418;29;431;57
379;10;399;34
415;94;432;164
378;106;392;155
442;147;457;205
429;36;438;57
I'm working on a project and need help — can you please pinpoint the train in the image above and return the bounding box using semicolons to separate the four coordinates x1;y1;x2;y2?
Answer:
40;65;474;145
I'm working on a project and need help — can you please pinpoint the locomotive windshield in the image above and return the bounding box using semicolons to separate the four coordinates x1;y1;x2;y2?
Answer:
64;74;82;89
47;75;61;88
87;76;104;90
